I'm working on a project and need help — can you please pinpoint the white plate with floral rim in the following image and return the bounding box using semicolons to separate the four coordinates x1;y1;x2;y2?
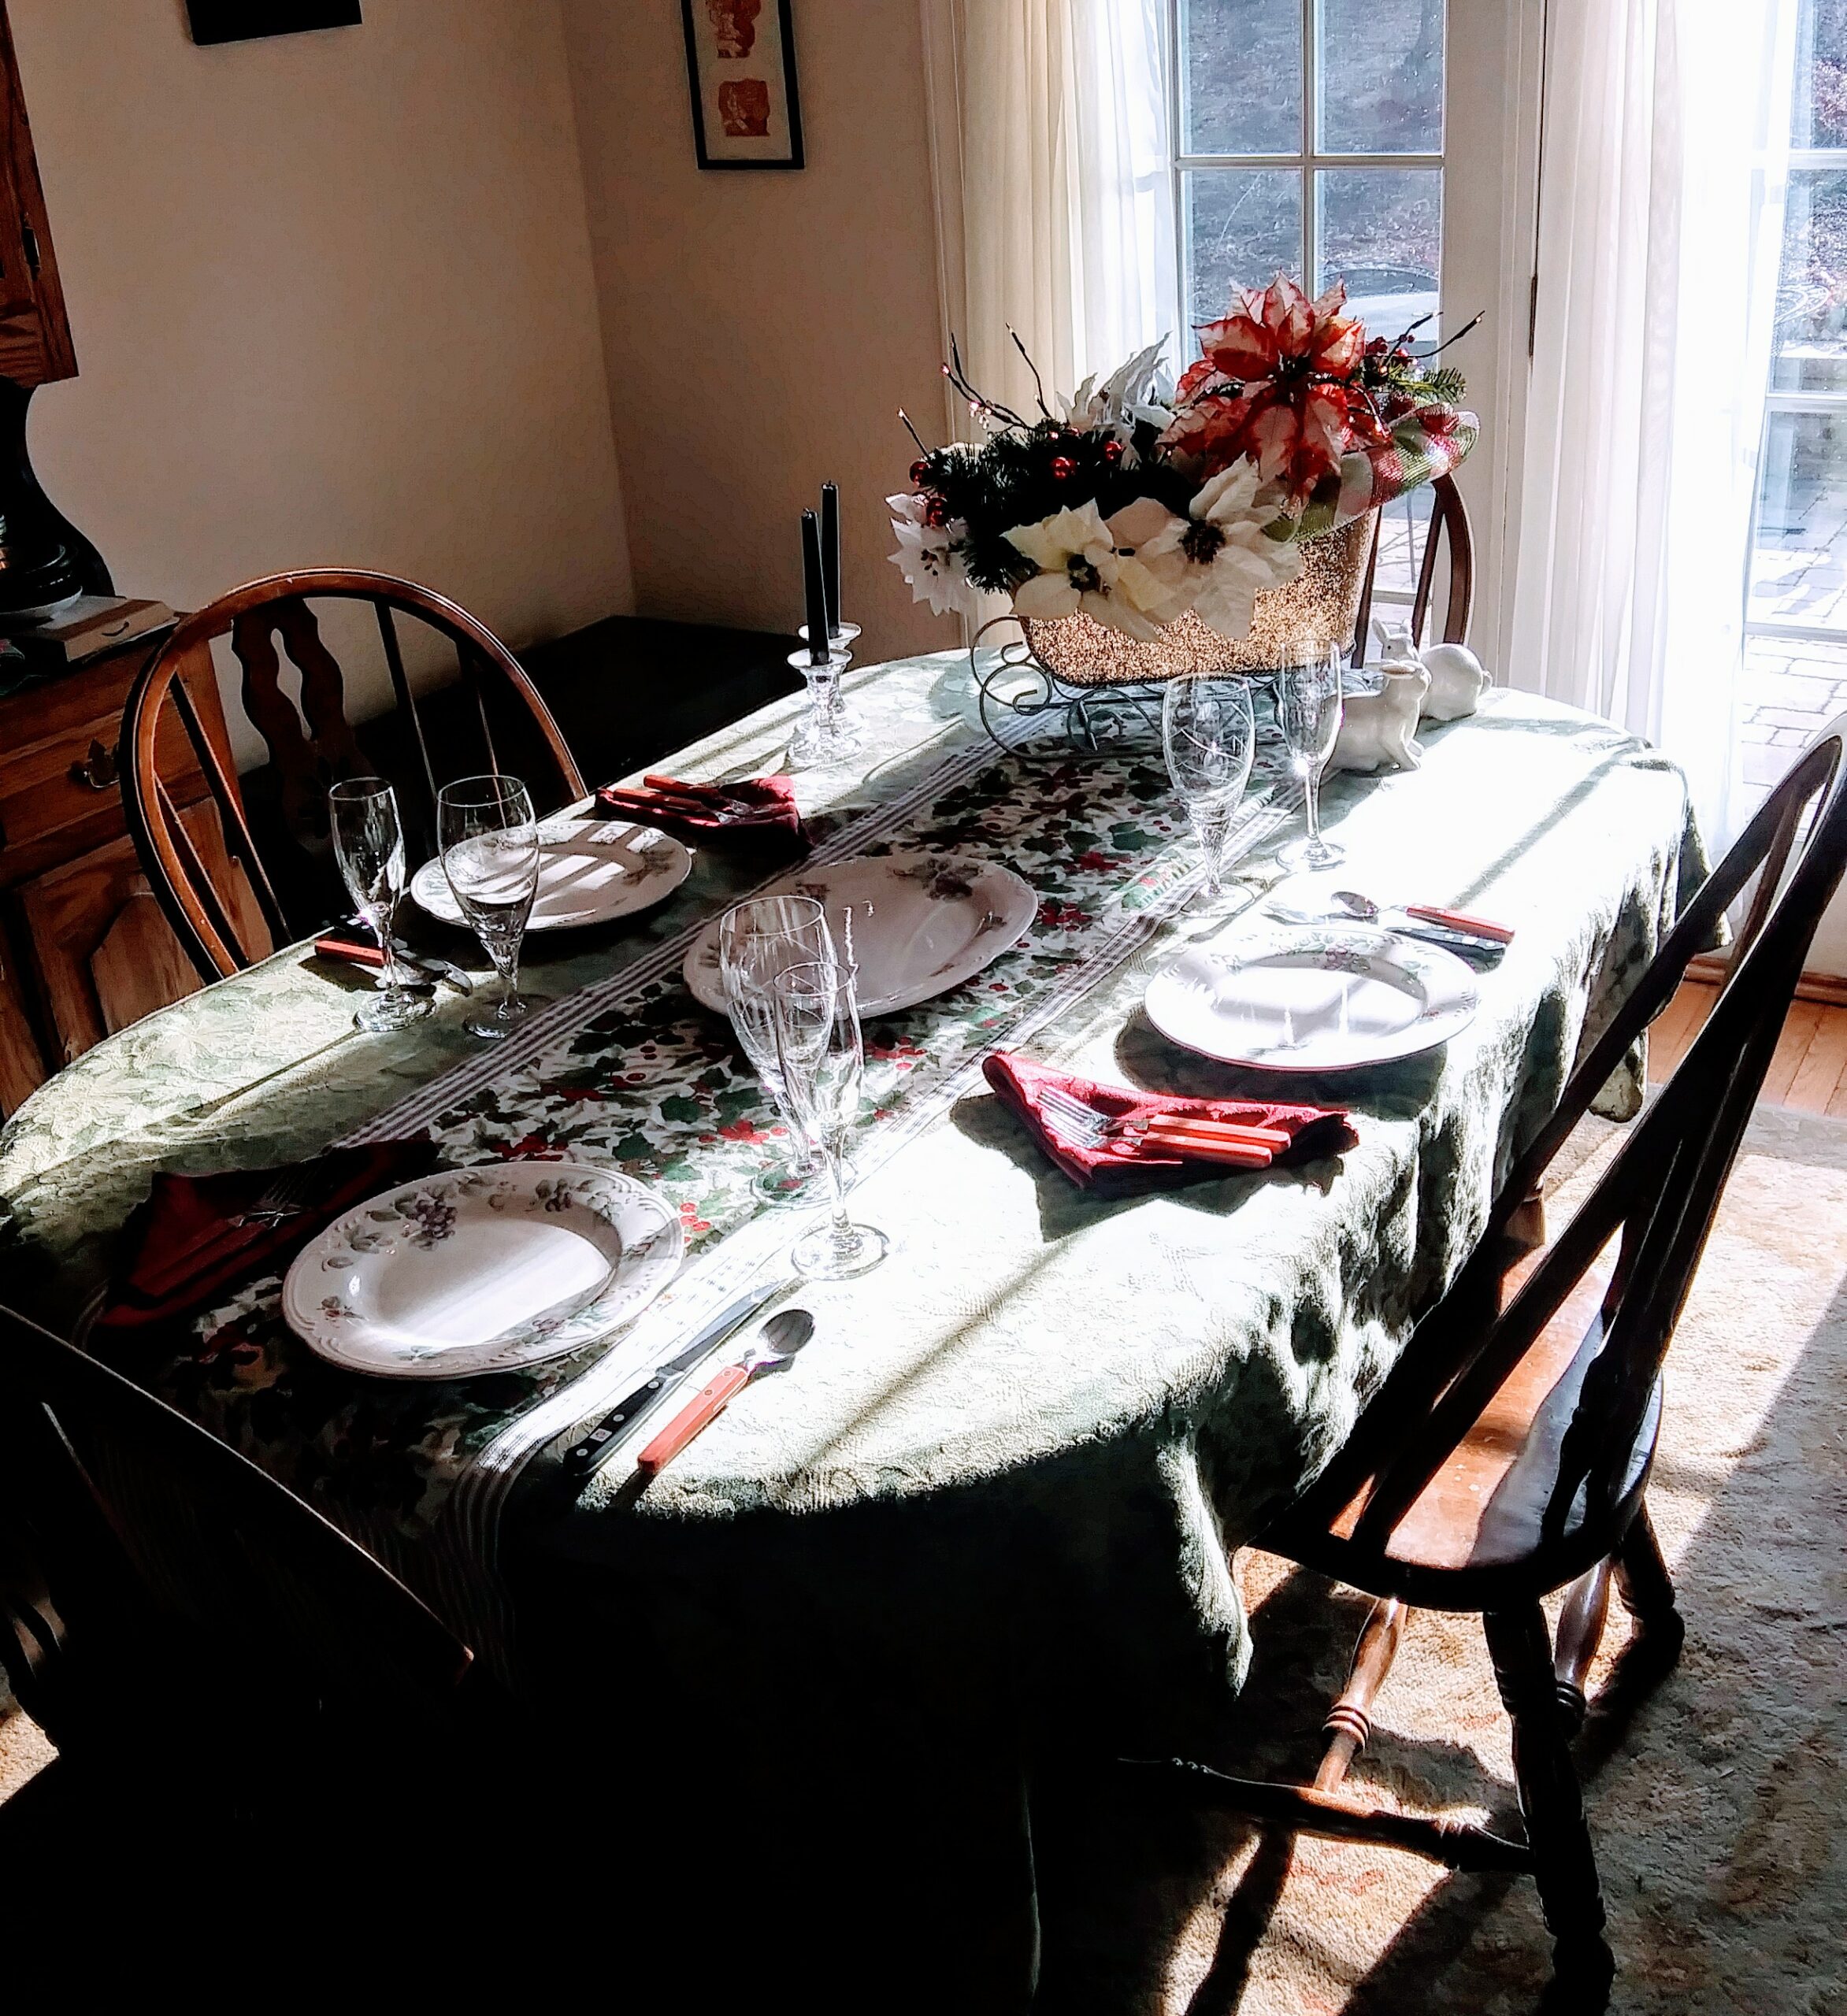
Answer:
682;852;1038;1018
281;1162;683;1379
410;817;692;933
1144;924;1478;1072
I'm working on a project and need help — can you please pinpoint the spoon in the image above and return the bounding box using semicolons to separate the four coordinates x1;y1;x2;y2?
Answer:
635;1308;815;1474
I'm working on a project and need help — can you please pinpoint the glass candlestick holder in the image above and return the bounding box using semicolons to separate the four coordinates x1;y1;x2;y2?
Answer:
799;621;861;656
788;643;862;766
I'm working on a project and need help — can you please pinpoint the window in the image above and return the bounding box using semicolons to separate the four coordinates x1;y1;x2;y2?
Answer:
1172;0;1445;340
1170;0;1447;608
1741;0;1847;813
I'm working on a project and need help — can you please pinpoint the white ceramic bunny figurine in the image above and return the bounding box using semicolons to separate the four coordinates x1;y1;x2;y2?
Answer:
1330;662;1429;773
1417;641;1490;722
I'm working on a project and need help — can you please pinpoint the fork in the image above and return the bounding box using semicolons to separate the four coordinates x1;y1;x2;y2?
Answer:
1038;1085;1285;1165
1040;1084;1126;1147
233;1162;336;1228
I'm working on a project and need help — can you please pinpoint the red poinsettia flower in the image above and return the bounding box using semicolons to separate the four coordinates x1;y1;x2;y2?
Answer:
1163;274;1379;506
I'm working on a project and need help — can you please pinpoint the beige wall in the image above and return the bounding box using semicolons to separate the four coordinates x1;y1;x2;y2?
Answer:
10;0;631;749
562;0;951;662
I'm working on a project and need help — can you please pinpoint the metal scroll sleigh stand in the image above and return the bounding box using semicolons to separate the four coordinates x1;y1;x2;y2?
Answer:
970;613;1288;758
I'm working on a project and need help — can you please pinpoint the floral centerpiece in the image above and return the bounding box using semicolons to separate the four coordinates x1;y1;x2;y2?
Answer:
890;274;1477;679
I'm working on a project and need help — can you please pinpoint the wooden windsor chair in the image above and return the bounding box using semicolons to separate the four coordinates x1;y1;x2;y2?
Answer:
0;1298;500;1918
1350;469;1474;662
120;569;586;983
0;1299;477;1750
1131;713;1847;2007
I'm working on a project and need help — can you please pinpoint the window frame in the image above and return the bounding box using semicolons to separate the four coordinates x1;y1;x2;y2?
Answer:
1748;143;1847;648
1166;0;1446;361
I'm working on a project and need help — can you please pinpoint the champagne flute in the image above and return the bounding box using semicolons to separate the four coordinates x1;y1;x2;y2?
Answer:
1162;677;1257;905
770;960;888;1280
437;775;540;1041
718;894;838;1204
1275;647;1346;871
328;777;430;1032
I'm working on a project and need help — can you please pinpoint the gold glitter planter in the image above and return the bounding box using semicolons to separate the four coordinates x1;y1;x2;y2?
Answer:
1022;511;1378;687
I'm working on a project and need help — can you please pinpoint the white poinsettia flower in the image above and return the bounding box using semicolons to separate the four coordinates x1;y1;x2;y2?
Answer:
1185;464;1303;640
888;493;974;618
1006;502;1166;641
1103;498;1200;628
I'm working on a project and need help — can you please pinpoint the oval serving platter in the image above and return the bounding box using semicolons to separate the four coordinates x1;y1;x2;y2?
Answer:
411;817;692;933
282;1162;683;1379
683;852;1037;1017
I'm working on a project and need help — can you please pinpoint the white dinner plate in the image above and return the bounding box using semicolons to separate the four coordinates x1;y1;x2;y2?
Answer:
410;817;692;932
1144;924;1478;1072
282;1162;682;1379
683;852;1037;1017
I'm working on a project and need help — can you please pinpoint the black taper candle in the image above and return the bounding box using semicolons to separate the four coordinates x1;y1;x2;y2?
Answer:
801;510;829;665
820;481;842;637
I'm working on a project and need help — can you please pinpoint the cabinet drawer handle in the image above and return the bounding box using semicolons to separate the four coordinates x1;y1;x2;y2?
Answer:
70;738;118;791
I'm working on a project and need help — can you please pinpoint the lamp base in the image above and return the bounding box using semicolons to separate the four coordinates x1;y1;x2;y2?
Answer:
0;377;111;623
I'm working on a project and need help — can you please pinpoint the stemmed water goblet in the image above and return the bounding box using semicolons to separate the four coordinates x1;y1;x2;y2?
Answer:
770;959;888;1280
719;894;838;1204
1162;676;1257;906
1275;647;1346;871
437;774;541;1041
328;777;431;1032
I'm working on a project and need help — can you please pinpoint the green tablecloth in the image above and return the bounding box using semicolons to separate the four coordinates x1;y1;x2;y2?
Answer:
0;651;1703;1746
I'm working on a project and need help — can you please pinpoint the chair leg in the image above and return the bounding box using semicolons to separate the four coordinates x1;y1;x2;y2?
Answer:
1551;1559;1613;1737
1315;1596;1406;1792
1611;1503;1685;1662
1482;1603;1613;2006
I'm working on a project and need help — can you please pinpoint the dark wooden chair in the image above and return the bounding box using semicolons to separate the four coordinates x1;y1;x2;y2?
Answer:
0;1299;478;1835
1351;470;1474;662
1134;715;1847;2006
0;1290;498;1903
120;569;588;982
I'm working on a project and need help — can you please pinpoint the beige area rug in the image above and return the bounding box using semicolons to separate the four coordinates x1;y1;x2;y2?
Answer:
1035;1101;1847;2015
0;1691;52;1806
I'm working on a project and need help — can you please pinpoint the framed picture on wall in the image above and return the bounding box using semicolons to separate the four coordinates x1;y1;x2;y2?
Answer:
681;0;804;171
186;2;362;43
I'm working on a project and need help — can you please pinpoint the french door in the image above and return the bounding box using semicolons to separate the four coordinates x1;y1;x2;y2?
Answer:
1164;0;1543;657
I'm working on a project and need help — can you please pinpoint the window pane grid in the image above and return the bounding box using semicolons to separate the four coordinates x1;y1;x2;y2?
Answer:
1170;0;1445;357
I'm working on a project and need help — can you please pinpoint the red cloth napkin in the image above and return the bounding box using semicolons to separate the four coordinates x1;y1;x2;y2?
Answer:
594;773;806;850
93;1141;443;1341
983;1052;1356;1199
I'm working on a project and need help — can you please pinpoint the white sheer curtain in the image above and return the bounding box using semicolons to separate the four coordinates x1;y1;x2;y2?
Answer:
1507;0;1796;842
921;0;1175;429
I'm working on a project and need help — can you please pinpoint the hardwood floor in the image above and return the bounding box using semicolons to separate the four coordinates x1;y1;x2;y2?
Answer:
1651;980;1847;1116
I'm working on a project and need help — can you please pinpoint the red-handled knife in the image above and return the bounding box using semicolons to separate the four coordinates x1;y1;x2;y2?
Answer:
1402;903;1515;944
636;1308;814;1476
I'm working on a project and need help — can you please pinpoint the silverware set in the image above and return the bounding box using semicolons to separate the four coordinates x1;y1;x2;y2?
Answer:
553;1277;812;1488
1264;888;1510;964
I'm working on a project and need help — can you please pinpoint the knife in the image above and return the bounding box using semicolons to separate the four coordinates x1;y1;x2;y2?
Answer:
319;917;477;994
552;1280;791;1488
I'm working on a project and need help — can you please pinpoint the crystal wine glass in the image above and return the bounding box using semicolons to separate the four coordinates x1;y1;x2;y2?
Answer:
770;959;888;1280
437;774;540;1041
719;894;838;1204
1275;648;1346;871
1162;676;1257;905
328;777;431;1032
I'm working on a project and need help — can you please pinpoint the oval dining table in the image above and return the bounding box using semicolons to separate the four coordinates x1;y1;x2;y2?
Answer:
0;648;1707;2003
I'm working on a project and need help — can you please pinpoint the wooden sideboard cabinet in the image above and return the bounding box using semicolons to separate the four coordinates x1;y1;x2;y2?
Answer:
0;637;255;1117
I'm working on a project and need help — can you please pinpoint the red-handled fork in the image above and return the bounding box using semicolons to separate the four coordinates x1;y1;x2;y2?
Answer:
636;1308;814;1475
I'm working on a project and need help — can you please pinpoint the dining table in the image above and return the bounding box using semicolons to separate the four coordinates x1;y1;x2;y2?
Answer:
0;646;1706;1999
